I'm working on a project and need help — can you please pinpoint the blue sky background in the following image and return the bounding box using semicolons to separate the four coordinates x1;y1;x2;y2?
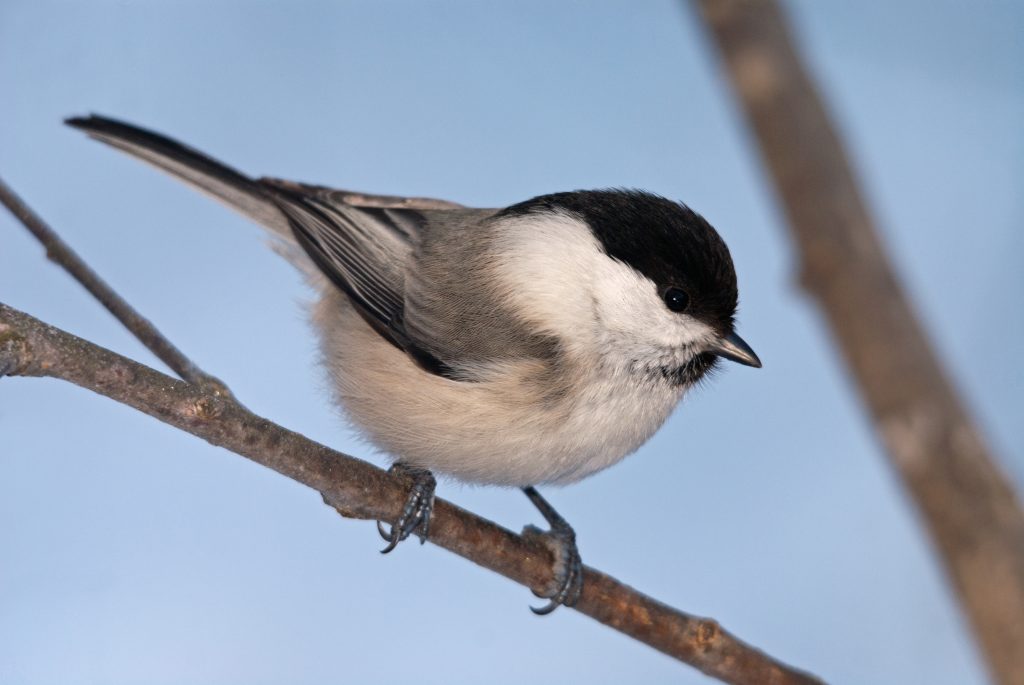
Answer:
1;2;1021;683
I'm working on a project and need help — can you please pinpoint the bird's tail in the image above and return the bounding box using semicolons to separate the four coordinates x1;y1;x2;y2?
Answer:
65;114;291;238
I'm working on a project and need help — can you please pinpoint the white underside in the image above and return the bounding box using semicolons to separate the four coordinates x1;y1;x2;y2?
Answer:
312;288;685;487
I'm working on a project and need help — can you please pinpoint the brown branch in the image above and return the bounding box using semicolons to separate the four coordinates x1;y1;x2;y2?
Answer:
692;2;1024;683
0;301;823;685
0;175;233;399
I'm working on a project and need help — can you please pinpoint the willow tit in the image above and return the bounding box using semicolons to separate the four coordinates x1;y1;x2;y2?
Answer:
66;115;761;614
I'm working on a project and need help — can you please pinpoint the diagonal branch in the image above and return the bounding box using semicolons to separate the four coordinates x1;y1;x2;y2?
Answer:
692;2;1024;683
0;175;233;398
0;301;823;685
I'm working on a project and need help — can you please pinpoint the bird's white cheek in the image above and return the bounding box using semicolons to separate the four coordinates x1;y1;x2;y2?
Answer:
591;259;712;349
490;210;716;354
591;273;659;332
489;212;607;340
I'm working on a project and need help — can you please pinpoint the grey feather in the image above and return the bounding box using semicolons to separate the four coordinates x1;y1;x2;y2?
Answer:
65;115;560;382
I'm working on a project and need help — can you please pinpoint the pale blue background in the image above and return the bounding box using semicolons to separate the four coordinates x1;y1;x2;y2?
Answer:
1;2;1022;683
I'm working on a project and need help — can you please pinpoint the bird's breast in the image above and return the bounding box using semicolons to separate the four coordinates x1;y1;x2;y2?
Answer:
315;291;685;487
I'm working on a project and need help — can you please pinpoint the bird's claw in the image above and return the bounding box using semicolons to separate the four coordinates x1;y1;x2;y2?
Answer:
377;464;436;553
523;521;584;615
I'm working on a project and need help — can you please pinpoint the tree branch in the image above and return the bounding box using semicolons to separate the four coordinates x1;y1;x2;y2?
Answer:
692;2;1024;683
0;175;233;398
0;301;823;685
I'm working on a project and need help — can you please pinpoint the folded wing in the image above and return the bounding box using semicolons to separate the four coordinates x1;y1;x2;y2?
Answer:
66;114;471;380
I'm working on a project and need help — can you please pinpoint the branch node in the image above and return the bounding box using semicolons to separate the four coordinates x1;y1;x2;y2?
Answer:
191;395;225;421
0;174;237;397
94;361;138;389
0;325;32;377
696;618;723;652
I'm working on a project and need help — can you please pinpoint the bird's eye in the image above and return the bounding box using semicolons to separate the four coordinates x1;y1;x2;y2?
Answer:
663;287;690;313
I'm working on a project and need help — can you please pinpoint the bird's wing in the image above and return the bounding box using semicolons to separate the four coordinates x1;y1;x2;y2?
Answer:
261;185;554;382
66;114;475;380
258;179;476;380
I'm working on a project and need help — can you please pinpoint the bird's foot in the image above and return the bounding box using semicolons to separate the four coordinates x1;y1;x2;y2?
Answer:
521;486;584;615
377;463;436;553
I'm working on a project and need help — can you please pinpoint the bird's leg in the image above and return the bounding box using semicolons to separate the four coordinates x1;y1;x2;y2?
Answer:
377;463;436;553
521;486;583;615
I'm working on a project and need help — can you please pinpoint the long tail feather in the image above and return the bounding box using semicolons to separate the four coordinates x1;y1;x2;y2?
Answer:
66;114;290;236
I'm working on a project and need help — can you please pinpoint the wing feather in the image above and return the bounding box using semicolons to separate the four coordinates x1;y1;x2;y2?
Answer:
65;115;497;381
261;181;464;379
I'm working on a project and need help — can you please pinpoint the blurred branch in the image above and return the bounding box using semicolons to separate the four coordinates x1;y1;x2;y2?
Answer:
692;1;1024;683
0;301;822;685
0;175;233;399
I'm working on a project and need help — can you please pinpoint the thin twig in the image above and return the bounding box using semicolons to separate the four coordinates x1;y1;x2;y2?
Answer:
0;175;232;398
0;301;823;685
692;2;1024;683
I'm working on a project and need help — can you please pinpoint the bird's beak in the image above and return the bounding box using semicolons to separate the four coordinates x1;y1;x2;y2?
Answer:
708;331;762;368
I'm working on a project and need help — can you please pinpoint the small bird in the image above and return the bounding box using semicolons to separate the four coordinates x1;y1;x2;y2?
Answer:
66;115;761;614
